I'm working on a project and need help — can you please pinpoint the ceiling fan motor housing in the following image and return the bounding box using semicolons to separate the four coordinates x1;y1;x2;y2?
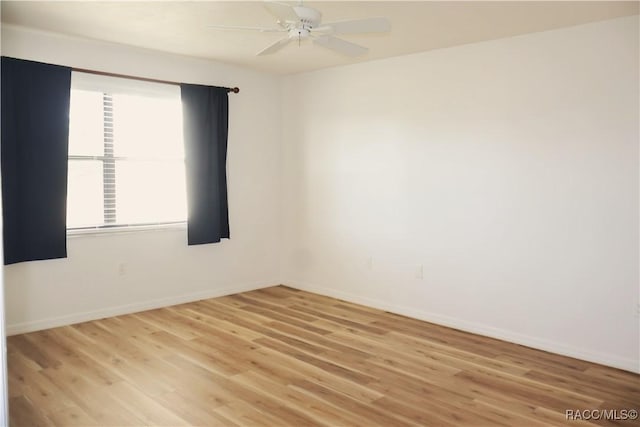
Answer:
292;6;322;29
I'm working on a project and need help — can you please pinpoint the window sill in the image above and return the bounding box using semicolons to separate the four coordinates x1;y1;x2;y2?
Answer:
67;222;187;238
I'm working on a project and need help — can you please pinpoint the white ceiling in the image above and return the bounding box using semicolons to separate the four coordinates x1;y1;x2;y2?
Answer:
2;1;638;75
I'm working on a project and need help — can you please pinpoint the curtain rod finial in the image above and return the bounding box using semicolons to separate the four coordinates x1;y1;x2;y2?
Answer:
230;87;240;94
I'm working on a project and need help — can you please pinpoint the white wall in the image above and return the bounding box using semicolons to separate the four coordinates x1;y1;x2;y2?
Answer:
281;16;639;372
1;25;283;334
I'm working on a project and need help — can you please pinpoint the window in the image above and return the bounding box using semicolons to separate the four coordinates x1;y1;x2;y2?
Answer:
67;72;187;230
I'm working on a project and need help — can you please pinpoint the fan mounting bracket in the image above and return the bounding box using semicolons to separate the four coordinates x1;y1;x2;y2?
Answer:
291;6;322;28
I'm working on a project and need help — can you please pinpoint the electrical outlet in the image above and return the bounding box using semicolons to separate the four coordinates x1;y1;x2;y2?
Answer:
415;265;424;280
118;263;127;276
365;256;373;271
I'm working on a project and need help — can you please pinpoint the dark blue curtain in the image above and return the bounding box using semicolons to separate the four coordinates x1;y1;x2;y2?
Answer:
1;57;72;265
180;84;230;245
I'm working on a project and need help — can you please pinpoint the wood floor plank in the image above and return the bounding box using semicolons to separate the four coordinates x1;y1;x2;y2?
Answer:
107;381;191;426
131;310;203;341
240;304;334;335
151;390;239;427
470;397;595;427
168;354;326;427
249;345;384;403
254;336;378;385
39;368;148;426
454;370;604;411
234;369;370;427
146;330;249;376
47;404;99;427
231;293;323;324
159;354;233;407
524;369;640;406
9;334;60;369
289;304;389;335
9;395;54;427
289;379;416;427
10;365;77;420
215;399;294;427
264;320;373;357
371;395;461;427
25;330;121;387
8;285;639;426
384;330;531;375
288;297;385;325
171;306;266;340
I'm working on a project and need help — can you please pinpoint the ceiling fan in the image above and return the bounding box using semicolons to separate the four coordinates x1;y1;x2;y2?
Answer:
209;1;391;57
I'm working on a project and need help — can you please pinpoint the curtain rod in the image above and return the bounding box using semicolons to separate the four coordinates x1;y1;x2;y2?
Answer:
72;67;240;93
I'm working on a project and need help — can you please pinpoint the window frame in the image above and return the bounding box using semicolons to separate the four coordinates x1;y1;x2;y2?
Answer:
67;221;186;237
66;72;187;234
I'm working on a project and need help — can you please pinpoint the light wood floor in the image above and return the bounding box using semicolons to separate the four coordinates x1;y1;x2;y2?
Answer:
8;286;640;426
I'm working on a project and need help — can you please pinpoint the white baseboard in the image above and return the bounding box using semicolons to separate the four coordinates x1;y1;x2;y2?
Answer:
285;280;639;374
6;280;277;336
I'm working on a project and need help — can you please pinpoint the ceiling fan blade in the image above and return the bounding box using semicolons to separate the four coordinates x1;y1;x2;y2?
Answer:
264;1;299;23
316;17;390;35
257;37;292;56
209;24;286;33
312;36;368;57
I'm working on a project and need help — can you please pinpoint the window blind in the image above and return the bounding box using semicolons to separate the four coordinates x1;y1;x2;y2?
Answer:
67;72;187;230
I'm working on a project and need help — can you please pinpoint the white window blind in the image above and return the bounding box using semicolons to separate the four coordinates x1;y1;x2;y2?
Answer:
67;72;187;230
